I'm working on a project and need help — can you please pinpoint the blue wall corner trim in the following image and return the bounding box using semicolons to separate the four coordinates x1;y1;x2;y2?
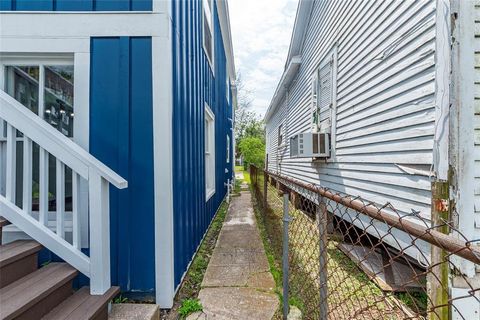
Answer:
90;36;155;295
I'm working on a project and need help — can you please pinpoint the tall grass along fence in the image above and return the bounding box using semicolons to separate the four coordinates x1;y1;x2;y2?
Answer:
249;165;480;320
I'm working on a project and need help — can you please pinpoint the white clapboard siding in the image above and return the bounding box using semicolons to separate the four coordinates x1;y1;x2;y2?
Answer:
266;0;436;227
475;1;480;233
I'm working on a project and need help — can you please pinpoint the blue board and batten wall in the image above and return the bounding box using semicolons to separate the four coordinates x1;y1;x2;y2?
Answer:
0;0;151;11
90;37;156;298
172;0;233;287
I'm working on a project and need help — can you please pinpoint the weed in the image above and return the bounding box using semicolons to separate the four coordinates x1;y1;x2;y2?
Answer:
113;295;129;304
178;298;203;318
170;201;229;315
41;260;51;267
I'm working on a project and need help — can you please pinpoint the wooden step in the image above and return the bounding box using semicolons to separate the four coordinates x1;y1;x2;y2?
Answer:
42;286;120;320
0;217;10;228
0;240;42;288
0;217;11;245
0;263;78;320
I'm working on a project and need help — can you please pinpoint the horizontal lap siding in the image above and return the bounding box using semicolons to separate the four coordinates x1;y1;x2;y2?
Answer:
266;0;436;220
475;2;480;233
0;0;151;11
172;0;232;287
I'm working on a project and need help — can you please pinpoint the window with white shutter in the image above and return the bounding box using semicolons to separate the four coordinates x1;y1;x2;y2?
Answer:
311;46;338;156
311;75;319;132
317;60;333;133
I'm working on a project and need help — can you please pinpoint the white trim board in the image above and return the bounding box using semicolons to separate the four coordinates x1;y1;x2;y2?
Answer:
0;12;169;39
152;8;175;308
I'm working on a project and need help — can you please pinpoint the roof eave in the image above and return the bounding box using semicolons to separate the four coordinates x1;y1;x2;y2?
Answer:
216;0;236;82
264;55;301;122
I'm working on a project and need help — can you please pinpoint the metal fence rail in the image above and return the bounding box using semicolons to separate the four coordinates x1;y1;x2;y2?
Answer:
249;165;480;320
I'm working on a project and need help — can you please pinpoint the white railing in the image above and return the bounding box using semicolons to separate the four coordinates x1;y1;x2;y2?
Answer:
0;90;127;295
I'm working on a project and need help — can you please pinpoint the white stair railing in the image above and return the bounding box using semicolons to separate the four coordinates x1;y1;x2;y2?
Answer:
0;90;127;295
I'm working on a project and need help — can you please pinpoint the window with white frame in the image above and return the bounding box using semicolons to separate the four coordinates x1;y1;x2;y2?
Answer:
203;0;214;71
312;50;336;134
205;103;216;200
226;134;230;163
2;58;75;211
277;123;285;148
311;75;319;132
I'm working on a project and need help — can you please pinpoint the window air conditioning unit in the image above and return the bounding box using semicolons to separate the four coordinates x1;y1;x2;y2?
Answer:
290;133;330;158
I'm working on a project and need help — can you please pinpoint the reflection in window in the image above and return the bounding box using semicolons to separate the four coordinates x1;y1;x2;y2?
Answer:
44;66;74;137
5;66;39;114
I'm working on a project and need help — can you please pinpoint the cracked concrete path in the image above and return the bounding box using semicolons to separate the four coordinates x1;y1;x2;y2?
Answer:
191;191;279;320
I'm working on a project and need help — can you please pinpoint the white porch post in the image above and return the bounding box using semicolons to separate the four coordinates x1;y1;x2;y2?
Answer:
88;170;111;295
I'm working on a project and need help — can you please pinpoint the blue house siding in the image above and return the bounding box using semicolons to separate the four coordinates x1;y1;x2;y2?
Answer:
0;0;151;11
171;0;233;286
90;37;155;297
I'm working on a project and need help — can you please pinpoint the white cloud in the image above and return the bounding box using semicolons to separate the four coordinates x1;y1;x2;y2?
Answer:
229;0;297;117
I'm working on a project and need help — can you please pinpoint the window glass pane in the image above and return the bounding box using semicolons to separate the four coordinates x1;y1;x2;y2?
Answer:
4;66;39;114
44;65;74;137
205;119;209;152
204;13;213;62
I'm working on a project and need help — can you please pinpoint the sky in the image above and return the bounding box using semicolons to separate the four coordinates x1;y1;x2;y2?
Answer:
229;0;298;117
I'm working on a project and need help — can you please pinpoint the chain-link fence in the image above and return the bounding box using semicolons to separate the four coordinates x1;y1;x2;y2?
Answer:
249;165;480;320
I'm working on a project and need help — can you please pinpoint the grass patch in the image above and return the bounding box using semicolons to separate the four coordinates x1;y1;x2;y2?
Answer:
250;183;285;319
250;179;411;319
242;170;251;184
178;298;203;318
396;291;428;314
162;201;229;319
234;165;250;186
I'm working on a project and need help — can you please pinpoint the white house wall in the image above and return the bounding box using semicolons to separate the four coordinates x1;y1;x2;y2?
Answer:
266;0;437;222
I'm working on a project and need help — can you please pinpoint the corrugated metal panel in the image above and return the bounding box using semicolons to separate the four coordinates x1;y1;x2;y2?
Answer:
266;0;436;220
172;0;233;287
90;37;155;298
474;1;480;232
0;0;151;11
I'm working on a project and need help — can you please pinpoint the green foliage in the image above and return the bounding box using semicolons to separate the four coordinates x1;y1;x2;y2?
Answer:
234;73;266;165
178;299;203;318
113;295;129;304
41;260;51;267
173;201;228;313
238;137;265;168
396;291;428;313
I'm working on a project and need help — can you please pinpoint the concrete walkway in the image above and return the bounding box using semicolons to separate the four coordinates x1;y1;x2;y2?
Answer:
190;191;278;320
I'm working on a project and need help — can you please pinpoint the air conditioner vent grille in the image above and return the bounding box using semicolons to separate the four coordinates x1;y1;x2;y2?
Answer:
289;132;330;159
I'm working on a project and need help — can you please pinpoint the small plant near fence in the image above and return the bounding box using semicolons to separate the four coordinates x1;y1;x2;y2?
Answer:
178;298;203;318
249;165;480;320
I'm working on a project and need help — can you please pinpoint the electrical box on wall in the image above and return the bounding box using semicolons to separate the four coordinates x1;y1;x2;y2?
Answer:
290;133;330;159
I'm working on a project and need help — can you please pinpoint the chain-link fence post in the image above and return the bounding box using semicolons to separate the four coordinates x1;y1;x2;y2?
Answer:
317;196;328;320
263;171;268;210
282;192;290;320
428;181;450;319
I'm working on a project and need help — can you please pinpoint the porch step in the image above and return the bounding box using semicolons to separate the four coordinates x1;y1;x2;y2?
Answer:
0;217;10;228
0;217;11;245
0;240;43;288
0;262;77;320
42;286;120;320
